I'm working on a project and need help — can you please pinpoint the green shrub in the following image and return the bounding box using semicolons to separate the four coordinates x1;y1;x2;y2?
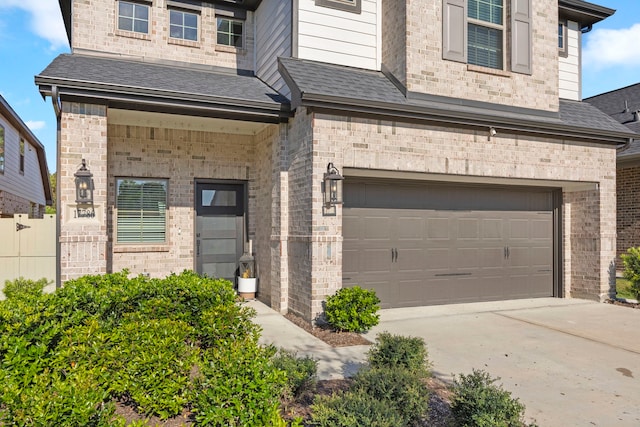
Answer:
451;369;527;427
352;366;430;426
193;342;287;426
3;277;49;300
311;390;404;427
0;270;280;425
272;349;317;400
621;247;640;299
367;332;430;377
324;286;380;333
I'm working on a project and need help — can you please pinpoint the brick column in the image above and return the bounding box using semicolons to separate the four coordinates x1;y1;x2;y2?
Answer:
58;102;108;282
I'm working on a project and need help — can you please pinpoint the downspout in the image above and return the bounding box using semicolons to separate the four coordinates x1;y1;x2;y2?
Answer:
51;85;62;290
617;137;633;153
581;24;593;34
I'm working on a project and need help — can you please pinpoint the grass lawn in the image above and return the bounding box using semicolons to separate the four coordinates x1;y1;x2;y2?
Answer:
616;278;637;300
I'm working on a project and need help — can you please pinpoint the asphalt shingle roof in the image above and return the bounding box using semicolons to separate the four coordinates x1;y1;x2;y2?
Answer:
37;54;288;106
585;83;640;134
279;57;407;105
279;57;634;138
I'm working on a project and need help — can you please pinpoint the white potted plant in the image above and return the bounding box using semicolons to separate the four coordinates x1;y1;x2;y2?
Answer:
237;241;257;299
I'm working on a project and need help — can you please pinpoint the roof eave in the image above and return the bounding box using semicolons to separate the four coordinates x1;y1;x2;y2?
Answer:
36;76;292;123
559;0;615;27
298;93;634;145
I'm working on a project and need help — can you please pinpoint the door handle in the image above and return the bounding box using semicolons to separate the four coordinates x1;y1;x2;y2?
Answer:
391;248;398;263
197;240;201;257
506;247;510;259
395;248;398;262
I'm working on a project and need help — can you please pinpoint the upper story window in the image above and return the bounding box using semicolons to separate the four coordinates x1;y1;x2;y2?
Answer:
467;0;504;69
118;1;150;34
170;9;198;41
443;0;532;75
0;125;4;174
315;0;361;14
216;17;244;48
19;138;24;175
558;21;568;57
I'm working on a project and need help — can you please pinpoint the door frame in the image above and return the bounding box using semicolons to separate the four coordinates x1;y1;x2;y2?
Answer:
194;179;248;277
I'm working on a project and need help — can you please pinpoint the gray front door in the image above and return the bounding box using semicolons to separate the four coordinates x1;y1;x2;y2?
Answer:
195;182;244;280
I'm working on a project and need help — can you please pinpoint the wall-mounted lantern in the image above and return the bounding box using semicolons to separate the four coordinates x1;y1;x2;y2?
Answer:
74;159;94;205
322;162;344;216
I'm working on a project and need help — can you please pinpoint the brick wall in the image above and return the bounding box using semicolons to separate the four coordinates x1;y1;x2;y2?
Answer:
106;123;273;276
290;113;617;321
617;165;640;261
0;191;33;217
381;0;406;87
72;0;254;71
399;0;558;111
59;103;109;282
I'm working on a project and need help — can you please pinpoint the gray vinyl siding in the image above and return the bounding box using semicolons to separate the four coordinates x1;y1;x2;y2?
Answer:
0;114;46;207
255;0;292;97
558;20;580;101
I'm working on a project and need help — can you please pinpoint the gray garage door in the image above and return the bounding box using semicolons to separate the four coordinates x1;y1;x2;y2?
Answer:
343;180;556;308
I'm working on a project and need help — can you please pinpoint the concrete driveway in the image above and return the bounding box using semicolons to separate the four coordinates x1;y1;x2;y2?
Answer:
369;298;640;427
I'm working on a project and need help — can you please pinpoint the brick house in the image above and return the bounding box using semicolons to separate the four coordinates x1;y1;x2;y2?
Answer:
37;0;635;321
585;83;640;261
0;94;52;218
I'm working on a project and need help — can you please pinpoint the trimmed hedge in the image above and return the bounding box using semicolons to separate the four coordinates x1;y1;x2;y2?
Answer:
0;272;293;426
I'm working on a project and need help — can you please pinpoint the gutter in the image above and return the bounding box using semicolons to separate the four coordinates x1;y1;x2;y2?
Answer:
36;77;292;123
298;93;633;145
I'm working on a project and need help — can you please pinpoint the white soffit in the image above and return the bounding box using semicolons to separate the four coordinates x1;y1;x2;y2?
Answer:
108;109;272;135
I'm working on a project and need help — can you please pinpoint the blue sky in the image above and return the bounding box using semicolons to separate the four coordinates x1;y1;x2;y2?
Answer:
0;0;639;173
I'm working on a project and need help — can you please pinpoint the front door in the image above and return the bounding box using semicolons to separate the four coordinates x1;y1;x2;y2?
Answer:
195;182;245;280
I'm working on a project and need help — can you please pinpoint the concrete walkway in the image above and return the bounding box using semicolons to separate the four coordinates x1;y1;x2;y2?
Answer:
249;300;370;380
252;298;640;426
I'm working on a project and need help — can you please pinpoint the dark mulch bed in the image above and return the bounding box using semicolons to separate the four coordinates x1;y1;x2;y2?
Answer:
284;313;373;347
606;298;640;309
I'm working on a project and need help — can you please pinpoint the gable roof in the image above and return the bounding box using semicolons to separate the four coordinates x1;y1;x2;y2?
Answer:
0;94;53;206
36;54;291;123
279;57;636;145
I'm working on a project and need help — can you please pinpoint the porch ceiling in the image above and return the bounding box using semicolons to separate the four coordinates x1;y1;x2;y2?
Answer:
108;109;271;135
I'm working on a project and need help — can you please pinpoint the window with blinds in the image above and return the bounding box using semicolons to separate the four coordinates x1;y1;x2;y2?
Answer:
116;178;168;243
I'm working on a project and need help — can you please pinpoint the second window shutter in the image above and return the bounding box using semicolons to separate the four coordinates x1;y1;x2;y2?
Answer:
442;0;466;63
511;0;532;74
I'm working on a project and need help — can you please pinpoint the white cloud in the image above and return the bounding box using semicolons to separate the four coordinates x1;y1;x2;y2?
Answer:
583;23;640;70
0;0;68;50
25;120;46;131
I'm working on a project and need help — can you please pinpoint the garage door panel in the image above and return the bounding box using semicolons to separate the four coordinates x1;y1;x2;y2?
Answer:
364;217;393;240
458;218;479;239
397;248;426;273
532;216;553;238
456;248;480;269
427;218;450;239
397;216;424;240
343;181;556;308
481;219;503;239
509;219;530;239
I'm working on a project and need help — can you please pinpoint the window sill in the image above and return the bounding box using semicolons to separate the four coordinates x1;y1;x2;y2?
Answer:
169;38;200;48
114;245;170;253
115;29;151;41
215;45;246;54
467;64;511;78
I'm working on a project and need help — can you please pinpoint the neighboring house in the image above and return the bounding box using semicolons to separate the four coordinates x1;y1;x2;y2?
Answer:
585;83;640;261
36;0;636;321
0;94;52;218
